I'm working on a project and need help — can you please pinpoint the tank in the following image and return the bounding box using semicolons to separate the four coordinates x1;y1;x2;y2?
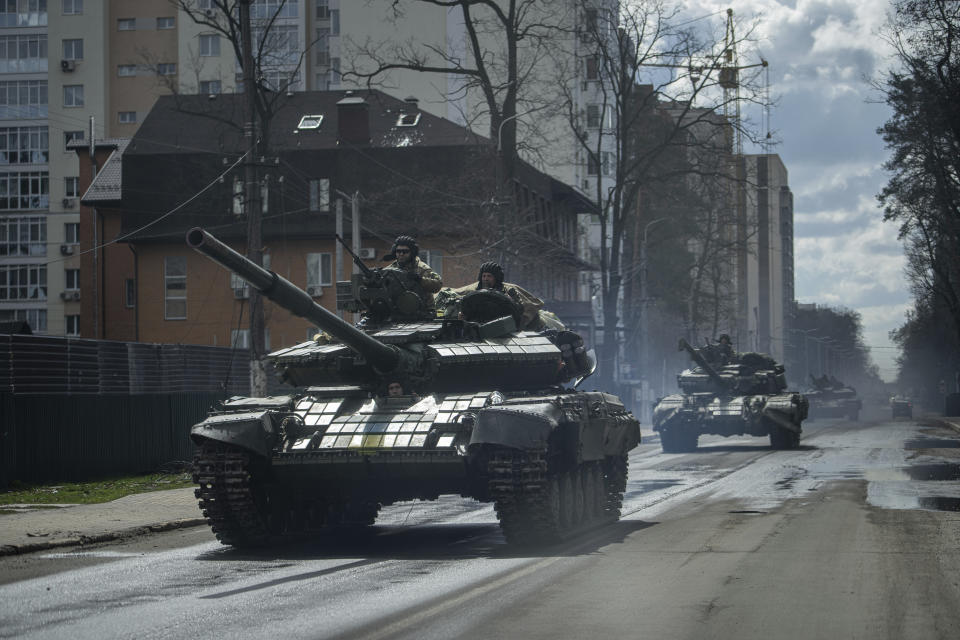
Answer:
652;338;808;452
186;228;640;547
804;374;862;421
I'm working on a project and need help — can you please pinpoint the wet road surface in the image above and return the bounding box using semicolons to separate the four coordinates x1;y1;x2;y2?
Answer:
2;410;959;639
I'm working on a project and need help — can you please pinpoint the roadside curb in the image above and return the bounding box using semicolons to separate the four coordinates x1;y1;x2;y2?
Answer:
0;518;208;557
925;416;960;434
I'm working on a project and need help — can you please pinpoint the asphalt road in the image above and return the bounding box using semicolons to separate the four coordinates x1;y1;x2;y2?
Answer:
2;407;959;639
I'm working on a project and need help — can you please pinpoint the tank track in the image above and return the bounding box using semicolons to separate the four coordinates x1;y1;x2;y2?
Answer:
488;450;627;545
192;442;272;548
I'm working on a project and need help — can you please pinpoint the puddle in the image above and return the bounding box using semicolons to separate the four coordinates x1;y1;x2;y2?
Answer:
918;497;960;511
902;464;960;481
626;480;682;496
905;438;960;450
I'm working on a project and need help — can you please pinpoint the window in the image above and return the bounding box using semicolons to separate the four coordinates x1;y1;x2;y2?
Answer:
164;256;186;320
117;111;136;124
308;178;329;212
64;176;78;197
316;0;330;19
588;152;613;177
0;264;47;300
63;84;83;107
306;253;332;289
62;38;82;60
232;177;243;215
117;18;134;31
251;0;298;20
63;0;83;15
65;314;79;336
420;250;443;278
157;16;174;29
586;105;602;128
0;33;48;73
0;80;48;119
117;64;136;76
199;79;220;94
0;126;48;164
0;171;48;209
0;1;47;28
65;267;79;289
64;130;82;149
199;34;219;56
156;63;176;76
230;254;268;296
124;278;135;308
231;329;270;350
0;308;46;333
0;215;46;256
585;56;599;81
64;221;78;244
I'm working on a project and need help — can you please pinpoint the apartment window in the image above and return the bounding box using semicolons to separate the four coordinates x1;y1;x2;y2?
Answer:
0;308;46;333
0;171;48;209
117;64;136;76
117;111;136;124
65;314;79;336
164;256;186;320
251;0;298;20
585;56;599;81
65;267;79;289
64;176;78;197
64;221;78;244
63;84;83;107
0;34;48;73
157;16;174;29
199;80;221;94
0;264;47;300
306;253;332;288
124;278;135;308
156;63;176;76
230;254;269;296
199;34;219;56
0;126;48;164
62;38;82;60
0;1;47;28
420;250;443;278
0;215;46;256
308;178;329;212
117;18;135;31
0;80;47;119
586;105;602;129
316;0;330;19
64;130;82;149
63;0;82;15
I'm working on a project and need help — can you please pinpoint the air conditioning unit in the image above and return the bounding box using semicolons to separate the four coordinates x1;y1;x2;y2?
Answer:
60;290;80;301
204;8;216;18
60;291;71;301
60;244;74;256
233;287;249;299
62;197;75;208
359;248;376;260
61;59;75;72
71;290;81;301
307;285;323;297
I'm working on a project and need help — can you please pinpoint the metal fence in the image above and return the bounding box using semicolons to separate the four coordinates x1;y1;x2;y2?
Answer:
0;334;289;488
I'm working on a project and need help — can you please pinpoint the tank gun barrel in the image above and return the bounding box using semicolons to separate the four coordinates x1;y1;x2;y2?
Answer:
186;227;400;372
678;338;724;384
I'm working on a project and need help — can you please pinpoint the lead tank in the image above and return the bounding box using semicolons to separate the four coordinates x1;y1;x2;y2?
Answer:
652;339;808;452
187;228;640;546
805;374;862;421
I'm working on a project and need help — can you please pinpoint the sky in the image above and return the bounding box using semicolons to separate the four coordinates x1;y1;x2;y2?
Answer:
680;0;906;381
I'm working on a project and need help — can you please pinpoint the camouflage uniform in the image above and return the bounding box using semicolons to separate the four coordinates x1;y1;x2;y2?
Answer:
453;261;545;330
386;235;442;310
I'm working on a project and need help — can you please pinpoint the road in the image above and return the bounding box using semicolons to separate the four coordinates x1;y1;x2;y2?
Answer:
2;408;960;639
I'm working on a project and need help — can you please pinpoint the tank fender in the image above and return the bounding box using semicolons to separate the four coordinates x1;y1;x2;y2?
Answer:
468;402;563;451
190;410;277;458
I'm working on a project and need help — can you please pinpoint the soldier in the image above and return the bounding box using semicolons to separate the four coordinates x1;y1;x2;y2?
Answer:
716;334;736;365
455;261;545;330
385;235;442;310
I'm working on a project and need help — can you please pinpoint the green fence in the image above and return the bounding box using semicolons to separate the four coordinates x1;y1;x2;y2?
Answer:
0;392;227;488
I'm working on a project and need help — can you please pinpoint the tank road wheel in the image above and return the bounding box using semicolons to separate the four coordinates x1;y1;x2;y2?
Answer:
192;442;274;548
584;463;605;520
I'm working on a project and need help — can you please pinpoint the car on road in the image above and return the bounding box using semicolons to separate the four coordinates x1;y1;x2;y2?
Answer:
891;397;913;419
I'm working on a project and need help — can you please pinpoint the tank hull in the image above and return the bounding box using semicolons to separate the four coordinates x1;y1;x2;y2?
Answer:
191;389;640;546
652;391;808;453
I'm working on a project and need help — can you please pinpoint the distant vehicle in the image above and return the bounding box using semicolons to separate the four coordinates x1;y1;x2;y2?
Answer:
891;397;913;419
805;374;862;421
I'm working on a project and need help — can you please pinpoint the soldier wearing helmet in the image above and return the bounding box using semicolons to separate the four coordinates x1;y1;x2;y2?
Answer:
455;261;545;330
385;234;442;310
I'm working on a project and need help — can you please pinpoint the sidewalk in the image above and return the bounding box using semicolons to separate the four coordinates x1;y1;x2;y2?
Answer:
0;487;206;556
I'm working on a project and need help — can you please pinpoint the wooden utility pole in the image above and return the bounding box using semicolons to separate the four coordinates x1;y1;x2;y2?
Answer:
239;0;266;395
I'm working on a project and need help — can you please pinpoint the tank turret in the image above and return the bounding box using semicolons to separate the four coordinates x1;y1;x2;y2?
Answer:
185;227;640;548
